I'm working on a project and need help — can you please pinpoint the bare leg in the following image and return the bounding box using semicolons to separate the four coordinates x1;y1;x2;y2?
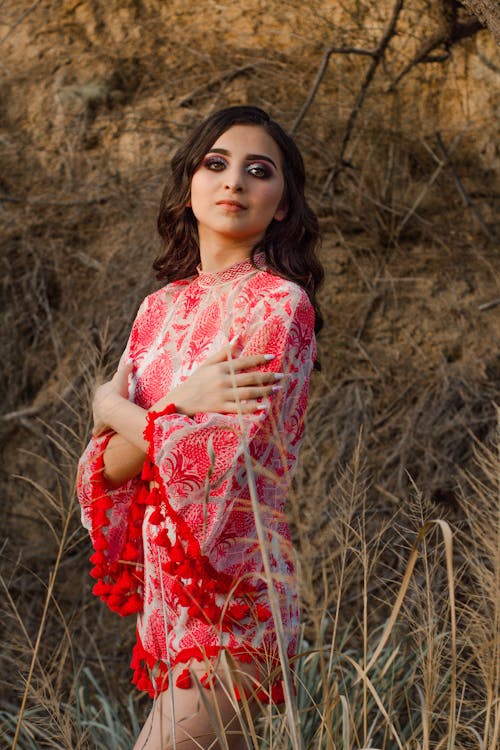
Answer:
133;658;261;750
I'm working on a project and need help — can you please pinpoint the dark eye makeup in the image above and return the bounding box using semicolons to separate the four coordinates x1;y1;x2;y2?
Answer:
202;153;274;179
246;162;273;179
202;155;227;171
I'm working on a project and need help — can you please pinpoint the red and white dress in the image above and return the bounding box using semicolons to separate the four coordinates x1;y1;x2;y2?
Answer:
77;254;316;702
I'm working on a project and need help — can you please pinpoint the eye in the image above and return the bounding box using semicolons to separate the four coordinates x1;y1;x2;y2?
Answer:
202;155;227;171
247;162;273;179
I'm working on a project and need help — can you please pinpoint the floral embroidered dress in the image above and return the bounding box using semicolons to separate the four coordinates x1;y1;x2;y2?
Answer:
77;254;316;702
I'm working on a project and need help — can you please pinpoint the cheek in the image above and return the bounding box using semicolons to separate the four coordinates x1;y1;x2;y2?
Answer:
259;182;285;210
189;173;208;209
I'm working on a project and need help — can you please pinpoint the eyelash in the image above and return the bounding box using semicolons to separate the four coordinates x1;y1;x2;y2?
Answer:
202;156;273;179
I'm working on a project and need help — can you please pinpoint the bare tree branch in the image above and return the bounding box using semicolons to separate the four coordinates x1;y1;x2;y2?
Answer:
0;0;41;44
290;46;377;134
321;0;405;197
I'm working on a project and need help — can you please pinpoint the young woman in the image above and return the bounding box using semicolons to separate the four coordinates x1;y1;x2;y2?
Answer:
77;105;323;750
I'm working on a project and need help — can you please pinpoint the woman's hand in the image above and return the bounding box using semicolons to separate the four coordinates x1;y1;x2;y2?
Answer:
92;361;133;436
155;345;283;417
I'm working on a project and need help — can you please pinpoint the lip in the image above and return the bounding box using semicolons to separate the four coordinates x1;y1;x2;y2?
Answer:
216;199;246;211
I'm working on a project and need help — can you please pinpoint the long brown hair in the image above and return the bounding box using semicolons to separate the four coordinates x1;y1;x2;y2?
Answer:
154;106;324;336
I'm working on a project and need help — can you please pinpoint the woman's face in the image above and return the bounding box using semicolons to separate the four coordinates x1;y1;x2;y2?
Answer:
189;124;286;253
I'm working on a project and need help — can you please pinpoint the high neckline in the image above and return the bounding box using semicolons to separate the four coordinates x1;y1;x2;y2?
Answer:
196;252;266;288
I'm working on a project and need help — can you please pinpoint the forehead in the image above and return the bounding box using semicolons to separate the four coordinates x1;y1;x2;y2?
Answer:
208;125;282;165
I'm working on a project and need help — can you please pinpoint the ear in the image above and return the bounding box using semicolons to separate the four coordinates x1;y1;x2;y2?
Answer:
273;205;287;222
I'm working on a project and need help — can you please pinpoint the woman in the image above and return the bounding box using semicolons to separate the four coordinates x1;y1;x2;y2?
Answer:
77;105;323;749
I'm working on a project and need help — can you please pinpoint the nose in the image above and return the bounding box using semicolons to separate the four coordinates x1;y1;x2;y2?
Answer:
223;166;244;192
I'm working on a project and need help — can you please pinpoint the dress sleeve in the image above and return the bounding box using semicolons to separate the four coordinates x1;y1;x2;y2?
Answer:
77;296;145;531
76;299;149;616
144;288;316;509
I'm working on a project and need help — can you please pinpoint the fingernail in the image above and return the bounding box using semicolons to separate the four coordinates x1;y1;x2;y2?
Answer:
264;354;275;361
272;385;283;393
274;372;285;380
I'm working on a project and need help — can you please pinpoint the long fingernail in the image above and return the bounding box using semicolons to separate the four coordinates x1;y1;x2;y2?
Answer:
264;354;275;361
274;372;285;380
272;385;283;393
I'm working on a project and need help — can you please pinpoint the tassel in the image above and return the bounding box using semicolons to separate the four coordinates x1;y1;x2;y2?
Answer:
119;593;142;616
149;507;164;525
155;529;171;547
92;580;111;597
201;670;215;689
230;604;250;620
175;668;192;689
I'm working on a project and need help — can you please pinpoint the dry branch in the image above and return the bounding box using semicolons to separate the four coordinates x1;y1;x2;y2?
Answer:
478;298;500;311
2;404;45;422
290;46;377;135
0;0;41;44
321;0;405;196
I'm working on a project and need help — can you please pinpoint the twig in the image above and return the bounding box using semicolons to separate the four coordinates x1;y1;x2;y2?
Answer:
436;131;496;241
290;46;377;134
0;0;41;44
178;65;254;107
477;47;500;75
356;291;384;341
321;0;405;196
2;404;45;421
395;157;446;237
478;298;500;312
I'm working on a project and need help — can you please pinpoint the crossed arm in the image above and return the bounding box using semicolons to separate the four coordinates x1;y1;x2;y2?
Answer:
93;345;283;489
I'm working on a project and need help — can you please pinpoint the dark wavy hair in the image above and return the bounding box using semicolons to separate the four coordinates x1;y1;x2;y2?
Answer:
154;105;324;338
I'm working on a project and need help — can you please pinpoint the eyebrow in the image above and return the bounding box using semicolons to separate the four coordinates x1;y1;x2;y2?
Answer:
207;148;278;169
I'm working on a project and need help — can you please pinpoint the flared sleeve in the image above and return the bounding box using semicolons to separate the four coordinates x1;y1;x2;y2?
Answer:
76;300;148;616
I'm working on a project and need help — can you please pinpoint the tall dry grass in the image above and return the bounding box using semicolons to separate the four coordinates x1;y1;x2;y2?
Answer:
1;403;498;749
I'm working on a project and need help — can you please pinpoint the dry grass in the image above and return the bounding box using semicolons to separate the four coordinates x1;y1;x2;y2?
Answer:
1;420;498;749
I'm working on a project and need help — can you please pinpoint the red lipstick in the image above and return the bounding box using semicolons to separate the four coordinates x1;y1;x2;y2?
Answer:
216;199;246;211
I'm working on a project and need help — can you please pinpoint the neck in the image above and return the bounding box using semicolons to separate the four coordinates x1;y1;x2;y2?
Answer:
198;229;261;273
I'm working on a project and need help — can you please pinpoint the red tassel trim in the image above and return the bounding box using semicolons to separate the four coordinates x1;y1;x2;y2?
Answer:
129;629;289;705
86;403;289;703
143;403;177;462
85;432;149;618
86;409;178;618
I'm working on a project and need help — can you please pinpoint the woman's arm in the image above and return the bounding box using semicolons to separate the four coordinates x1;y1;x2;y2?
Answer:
101;435;146;489
95;346;281;487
